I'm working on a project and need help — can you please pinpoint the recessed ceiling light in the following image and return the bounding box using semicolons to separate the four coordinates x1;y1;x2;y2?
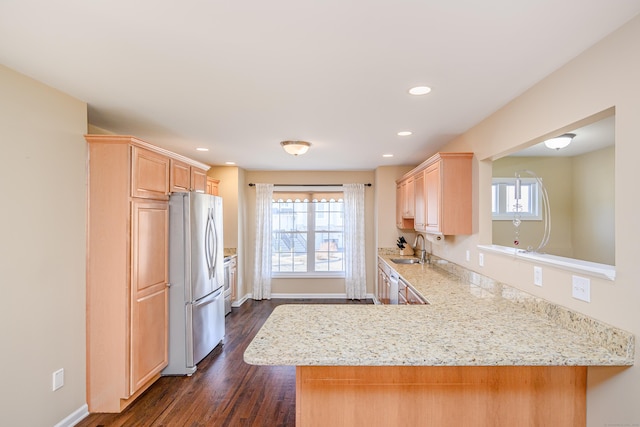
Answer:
397;131;412;136
196;147;209;152
408;86;431;95
225;161;236;165
383;154;394;158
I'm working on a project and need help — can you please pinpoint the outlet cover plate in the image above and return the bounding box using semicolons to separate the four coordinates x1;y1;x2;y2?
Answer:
572;276;591;302
533;266;542;287
478;253;484;267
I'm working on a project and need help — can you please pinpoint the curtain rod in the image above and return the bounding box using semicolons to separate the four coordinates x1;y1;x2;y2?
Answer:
248;183;372;187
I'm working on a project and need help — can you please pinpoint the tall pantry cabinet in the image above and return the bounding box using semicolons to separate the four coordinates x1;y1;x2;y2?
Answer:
86;135;209;412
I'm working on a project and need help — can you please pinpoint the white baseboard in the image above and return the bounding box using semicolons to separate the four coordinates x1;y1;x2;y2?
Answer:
54;404;88;427
232;292;375;306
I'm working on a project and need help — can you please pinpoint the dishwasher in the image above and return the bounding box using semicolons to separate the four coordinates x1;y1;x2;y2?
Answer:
388;273;399;305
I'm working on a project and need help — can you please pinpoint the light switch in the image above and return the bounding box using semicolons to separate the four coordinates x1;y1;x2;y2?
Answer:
478;253;484;267
52;368;64;391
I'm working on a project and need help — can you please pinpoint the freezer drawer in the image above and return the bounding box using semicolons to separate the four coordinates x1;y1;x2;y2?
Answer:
187;288;225;368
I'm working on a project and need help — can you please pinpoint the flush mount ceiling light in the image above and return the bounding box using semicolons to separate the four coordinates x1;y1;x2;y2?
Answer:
383;154;394;158
543;133;576;150
397;131;412;136
281;140;311;156
196;147;209;152
408;86;431;95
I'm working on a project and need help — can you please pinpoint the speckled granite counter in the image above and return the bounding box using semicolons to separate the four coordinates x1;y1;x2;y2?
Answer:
244;254;633;367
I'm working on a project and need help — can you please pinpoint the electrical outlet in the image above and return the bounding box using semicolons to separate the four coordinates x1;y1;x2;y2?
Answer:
572;276;591;302
466;250;470;262
478;253;484;267
52;368;64;391
533;266;543;287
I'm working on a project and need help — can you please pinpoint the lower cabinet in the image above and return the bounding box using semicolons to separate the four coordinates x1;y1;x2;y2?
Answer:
377;258;426;305
130;200;169;393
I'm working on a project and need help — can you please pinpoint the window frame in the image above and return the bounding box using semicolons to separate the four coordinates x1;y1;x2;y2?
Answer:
492;177;542;221
271;192;346;279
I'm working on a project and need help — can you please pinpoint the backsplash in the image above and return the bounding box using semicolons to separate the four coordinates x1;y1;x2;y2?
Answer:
378;248;635;359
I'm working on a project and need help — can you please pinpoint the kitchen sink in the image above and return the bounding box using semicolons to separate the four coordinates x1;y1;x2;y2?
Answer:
390;258;421;264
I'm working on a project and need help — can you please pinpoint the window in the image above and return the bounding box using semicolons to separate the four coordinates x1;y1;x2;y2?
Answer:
271;193;345;277
492;177;541;220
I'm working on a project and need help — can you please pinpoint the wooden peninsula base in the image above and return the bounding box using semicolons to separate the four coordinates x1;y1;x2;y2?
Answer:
296;365;586;426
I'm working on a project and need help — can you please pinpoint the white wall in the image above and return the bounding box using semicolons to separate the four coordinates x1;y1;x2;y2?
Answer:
0;65;87;426
432;15;640;426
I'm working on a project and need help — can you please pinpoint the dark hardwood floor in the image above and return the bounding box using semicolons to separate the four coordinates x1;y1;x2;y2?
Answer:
77;298;372;427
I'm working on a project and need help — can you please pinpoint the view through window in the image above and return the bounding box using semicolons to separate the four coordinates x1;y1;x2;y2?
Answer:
271;192;345;276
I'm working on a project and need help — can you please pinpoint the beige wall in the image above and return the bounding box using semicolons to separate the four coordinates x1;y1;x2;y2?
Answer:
492;146;615;264
374;165;416;249
243;170;376;297
492;156;574;256
0;66;87;426
572;146;615;264
430;15;640;426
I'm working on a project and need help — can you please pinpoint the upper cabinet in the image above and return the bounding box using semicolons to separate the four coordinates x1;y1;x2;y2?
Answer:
397;152;473;235
206;177;220;196
396;178;415;229
170;159;207;193
132;146;170;200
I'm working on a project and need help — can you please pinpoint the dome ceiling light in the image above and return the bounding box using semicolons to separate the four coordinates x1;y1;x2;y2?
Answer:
408;86;432;95
543;133;576;150
281;140;311;156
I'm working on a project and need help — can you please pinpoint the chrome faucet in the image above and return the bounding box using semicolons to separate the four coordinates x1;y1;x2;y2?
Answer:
413;234;428;264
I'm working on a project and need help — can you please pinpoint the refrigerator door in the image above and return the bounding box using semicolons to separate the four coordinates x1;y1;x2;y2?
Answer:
186;287;225;367
189;193;215;301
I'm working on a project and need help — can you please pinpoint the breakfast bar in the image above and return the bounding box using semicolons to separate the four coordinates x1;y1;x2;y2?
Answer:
244;256;634;426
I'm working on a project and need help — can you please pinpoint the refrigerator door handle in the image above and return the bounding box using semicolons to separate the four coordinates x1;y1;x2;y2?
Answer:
204;209;213;279
211;209;218;273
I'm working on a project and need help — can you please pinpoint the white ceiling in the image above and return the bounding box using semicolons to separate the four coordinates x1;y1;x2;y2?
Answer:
1;1;638;171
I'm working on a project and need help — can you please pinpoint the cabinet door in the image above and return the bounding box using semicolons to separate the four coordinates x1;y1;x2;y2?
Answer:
396;183;404;228
407;285;427;305
170;159;191;193
191;168;207;193
404;177;415;218
414;171;426;231
131;146;170;200
207;177;220;196
425;162;441;233
130;200;169;395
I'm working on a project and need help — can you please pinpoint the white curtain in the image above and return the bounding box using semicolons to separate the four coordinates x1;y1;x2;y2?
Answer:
253;183;273;300
343;183;366;299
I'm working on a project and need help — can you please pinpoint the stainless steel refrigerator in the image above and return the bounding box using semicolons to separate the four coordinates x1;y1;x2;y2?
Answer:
162;191;225;376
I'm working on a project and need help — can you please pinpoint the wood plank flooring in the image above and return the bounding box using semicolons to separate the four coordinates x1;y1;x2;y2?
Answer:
77;298;372;427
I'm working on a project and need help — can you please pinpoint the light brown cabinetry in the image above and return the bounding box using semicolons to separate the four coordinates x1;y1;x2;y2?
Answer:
377;260;391;304
131;146;170;200
170;159;207;193
396;152;472;235
85;135;209;413
206;177;220;196
130;199;169;392
413;171;426;232
396;177;415;229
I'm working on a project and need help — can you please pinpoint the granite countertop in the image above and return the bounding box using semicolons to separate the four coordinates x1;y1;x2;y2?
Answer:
244;254;634;367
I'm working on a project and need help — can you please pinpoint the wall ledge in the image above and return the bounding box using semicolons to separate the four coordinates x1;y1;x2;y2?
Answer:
477;244;616;281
